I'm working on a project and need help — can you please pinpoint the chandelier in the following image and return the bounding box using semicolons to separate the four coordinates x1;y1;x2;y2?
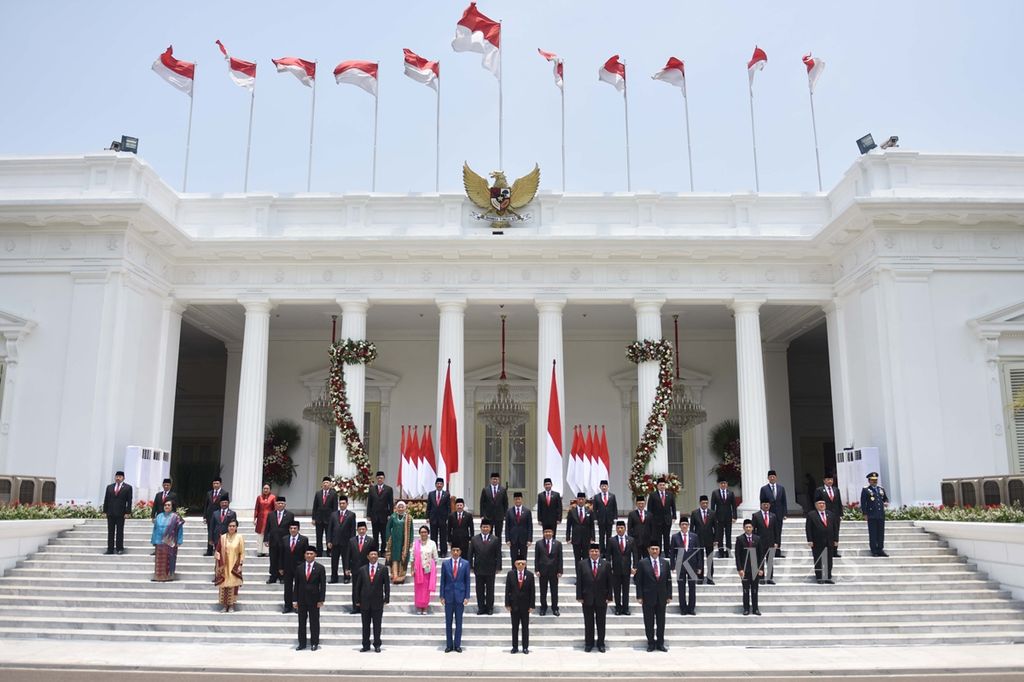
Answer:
666;314;707;432
303;315;338;429
478;313;529;433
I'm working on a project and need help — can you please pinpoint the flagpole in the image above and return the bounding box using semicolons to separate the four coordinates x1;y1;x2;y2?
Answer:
498;20;503;170
307;61;317;192
435;65;441;193
183;62;195;192
682;88;694;192
748;85;760;192
560;63;566;192
372;71;379;192
243;84;255;193
808;85;823;192
623;61;632;192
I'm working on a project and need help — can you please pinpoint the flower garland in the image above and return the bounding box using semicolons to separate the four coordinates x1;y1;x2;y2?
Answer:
328;338;378;500
626;339;681;495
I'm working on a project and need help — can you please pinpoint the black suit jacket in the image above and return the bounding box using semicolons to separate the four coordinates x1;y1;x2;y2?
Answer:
353;563;390;612
575;558;613;605
505;569;536;610
536;490;563;529
426;489;452;523
566;507;594;547
534;538;564;577
734;534;764;574
265;509;296;545
279;533;310;574
211;508;238;539
689;507;718;546
468;533;502;576
759;483;789;517
479;485;509;524
814;486;843;517
668;531;704;577
647;491;676;526
327;509;356;547
347;535;377;573
366;484;394;522
151;490;178;518
750;510;781;549
447;511;475;546
606;534;637;575
805;510;839;547
504;506;533;544
710;489;737;522
634;557;673;604
311;489;338;524
103;483;133;517
293;560;327;606
591;492;618;527
626;509;654;548
203;489;228;523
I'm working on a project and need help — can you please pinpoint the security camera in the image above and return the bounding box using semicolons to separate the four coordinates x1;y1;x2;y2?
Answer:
880;135;899;150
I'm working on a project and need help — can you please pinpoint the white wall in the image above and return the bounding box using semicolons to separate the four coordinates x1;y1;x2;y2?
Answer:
915;521;1024;601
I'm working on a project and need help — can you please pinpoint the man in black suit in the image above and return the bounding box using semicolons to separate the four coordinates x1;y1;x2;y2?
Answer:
576;543;613;652
468;518;502;615
750;500;780;585
102;471;132;555
505;491;533;563
669;517;703;615
210;496;237;549
479;472;509;542
504;557;536;654
311;477;338;557
280;522;309;614
689;495;717;585
265;497;295;584
814;473;843;557
366;471;394;555
710;479;737;558
735;519;764;615
647;479;676;552
627;496;654;554
326;496;356;583
759;470;789;557
293;547;326;651
426;477;451;557
530;527;560;617
537;477;563;533
447;498;474;558
635;543;672;651
151;478;178;518
591;480;618;558
353;549;389;652
806;499;839;584
203;477;228;556
607;520;637;616
566;492;594;570
347;522;377;612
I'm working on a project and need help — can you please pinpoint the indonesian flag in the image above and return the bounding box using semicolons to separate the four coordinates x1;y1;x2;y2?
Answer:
537;48;563;90
397;425;407;493
585;425;599;496
334;60;378;96
544;363;564;492
407;425;422;497
418;425;438;498
215;40;256;91
599;55;626;92
597;426;611;490
747;46;767;89
152;45;194;96
438;361;460;484
273;56;316;87
403;49;440;91
802;53;825;93
652;57;686;96
566;425;581;494
452;2;501;78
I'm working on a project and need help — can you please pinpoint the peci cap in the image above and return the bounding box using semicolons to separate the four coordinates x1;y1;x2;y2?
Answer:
436;477;444;483
767;470;777;477
636;495;645;501
115;471;125;477
289;520;300;528
490;472;500;478
162;478;172;484
322;476;332;482
276;496;286;502
213;477;222;483
480;518;492;527
219;493;230;502
455;498;465;504
375;471;385;477
513;491;523;498
577;492;587;499
616;520;626;527
699;495;709;501
543;478;552;484
338;495;348;502
356;521;367;528
589;543;601;550
599;480;608;485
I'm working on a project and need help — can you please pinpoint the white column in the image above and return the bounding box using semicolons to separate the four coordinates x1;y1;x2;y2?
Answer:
633;297;667;473
0;326;35;473
231;298;272;515
336;298;369;478
219;344;242;493
536;296;566;493
731;298;771;516
824;300;853;449
151;299;186;450
436;297;466;501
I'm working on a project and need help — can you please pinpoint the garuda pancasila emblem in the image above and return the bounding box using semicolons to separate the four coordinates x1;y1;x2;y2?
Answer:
463;162;540;228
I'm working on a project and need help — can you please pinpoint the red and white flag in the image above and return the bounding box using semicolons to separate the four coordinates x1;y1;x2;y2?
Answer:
438;361;460;484
747;46;768;89
599;55;626;92
397;425;407;493
652;56;686;96
334;60;378;96
215;40;256;91
403;48;440;91
544;363;564;492
273;56;316;87
419;425;438;497
597;426;611;490
537;48;563;90
452;2;501;78
152;45;194;96
585;425;599;496
407;425;422;497
802;53;825;93
566;425;581;494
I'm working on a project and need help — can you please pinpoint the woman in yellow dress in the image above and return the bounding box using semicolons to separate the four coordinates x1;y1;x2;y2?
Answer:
214;518;245;612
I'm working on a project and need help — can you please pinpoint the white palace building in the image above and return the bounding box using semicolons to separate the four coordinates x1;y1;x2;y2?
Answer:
0;150;1023;516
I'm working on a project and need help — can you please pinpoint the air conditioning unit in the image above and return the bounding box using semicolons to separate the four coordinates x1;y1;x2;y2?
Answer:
0;476;13;504
38;477;56;504
980;477;1004;506
1006;476;1024;506
14;477;37;504
940;479;960;507
958;478;981;508
125;445;162;504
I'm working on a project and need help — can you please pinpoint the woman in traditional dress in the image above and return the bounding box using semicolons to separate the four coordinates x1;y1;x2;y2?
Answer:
384;500;414;584
412;524;438;614
253;483;276;557
150;499;184;582
214;518;245;612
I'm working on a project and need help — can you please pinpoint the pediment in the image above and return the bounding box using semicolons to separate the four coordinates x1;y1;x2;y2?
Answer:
610;364;711;390
970;300;1024;334
300;365;400;391
0;309;35;335
465;361;536;385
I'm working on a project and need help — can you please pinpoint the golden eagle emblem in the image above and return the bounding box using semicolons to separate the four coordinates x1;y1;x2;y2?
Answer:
463;163;540;228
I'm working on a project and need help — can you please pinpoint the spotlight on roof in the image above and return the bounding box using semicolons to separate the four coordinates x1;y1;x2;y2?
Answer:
856;134;877;155
880;135;899;150
106;135;139;154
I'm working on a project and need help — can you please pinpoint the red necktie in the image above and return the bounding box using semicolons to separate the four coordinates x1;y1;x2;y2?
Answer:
115;484;121;495
579;509;583;521
437;491;441;504
518;572;524;587
660;492;665;504
378;485;382;494
547;540;552;555
764;512;769;526
654;560;660;579
291;537;296;552
516;507;521;522
458;513;463;526
162;492;166;502
323;491;327;504
702;510;707;522
821;512;827;526
603;493;608;504
592;561;597;577
306;563;312;580
358;537;364;551
546;492;551;506
828;488;834;501
221;510;225;522
640;511;645;523
747;536;752;547
620;537;625;552
684;536;688;551
370;566;376;581
452;560;458;578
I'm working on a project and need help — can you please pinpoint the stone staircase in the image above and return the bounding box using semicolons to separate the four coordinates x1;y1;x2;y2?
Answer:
0;518;1022;648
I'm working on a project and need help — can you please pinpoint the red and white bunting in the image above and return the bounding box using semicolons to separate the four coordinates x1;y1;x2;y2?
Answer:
585;426;599;496
215;40;256;91
152;45;195;96
537;48;564;90
273;56;316;87
439;362;460;484
334;60;378;96
452;2;501;78
544;363;564;492
802;53;825;93
597;426;611;490
599;55;626;92
747;46;768;88
652;56;686;96
397;425;407;492
418;425;438;497
407;425;422;497
566;425;581;495
403;48;440;90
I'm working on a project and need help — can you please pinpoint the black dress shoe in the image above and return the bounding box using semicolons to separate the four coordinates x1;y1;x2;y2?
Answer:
743;609;750;616
444;646;453;653
817;579;825;584
204;550;213;557
522;648;530;654
753;609;762;616
539;607;547;616
824;579;835;584
584;645;593;653
360;646;370;652
552;607;560;616
329;578;339;584
104;550;114;555
311;644;320;651
454;647;463;653
511;647;519;654
833;552;843;558
597;645;606;653
878;551;889;557
343;576;351;584
776;552;786;558
657;645;668;652
116;549;124;555
621;609;631;616
295;645;306;651
266;578;277;584
704;579;715;585
646;645;655;652
374;646;381;653
766;579;776;585
282;608;293;614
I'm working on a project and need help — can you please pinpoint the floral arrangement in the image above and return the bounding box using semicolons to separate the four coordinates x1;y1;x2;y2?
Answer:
707;419;741;487
842;502;1024;523
264;419;301;487
400;500;428;520
329;338;377;500
625;339;680;495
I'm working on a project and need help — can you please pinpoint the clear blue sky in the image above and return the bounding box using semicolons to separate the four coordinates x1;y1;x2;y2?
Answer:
1;1;1020;195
